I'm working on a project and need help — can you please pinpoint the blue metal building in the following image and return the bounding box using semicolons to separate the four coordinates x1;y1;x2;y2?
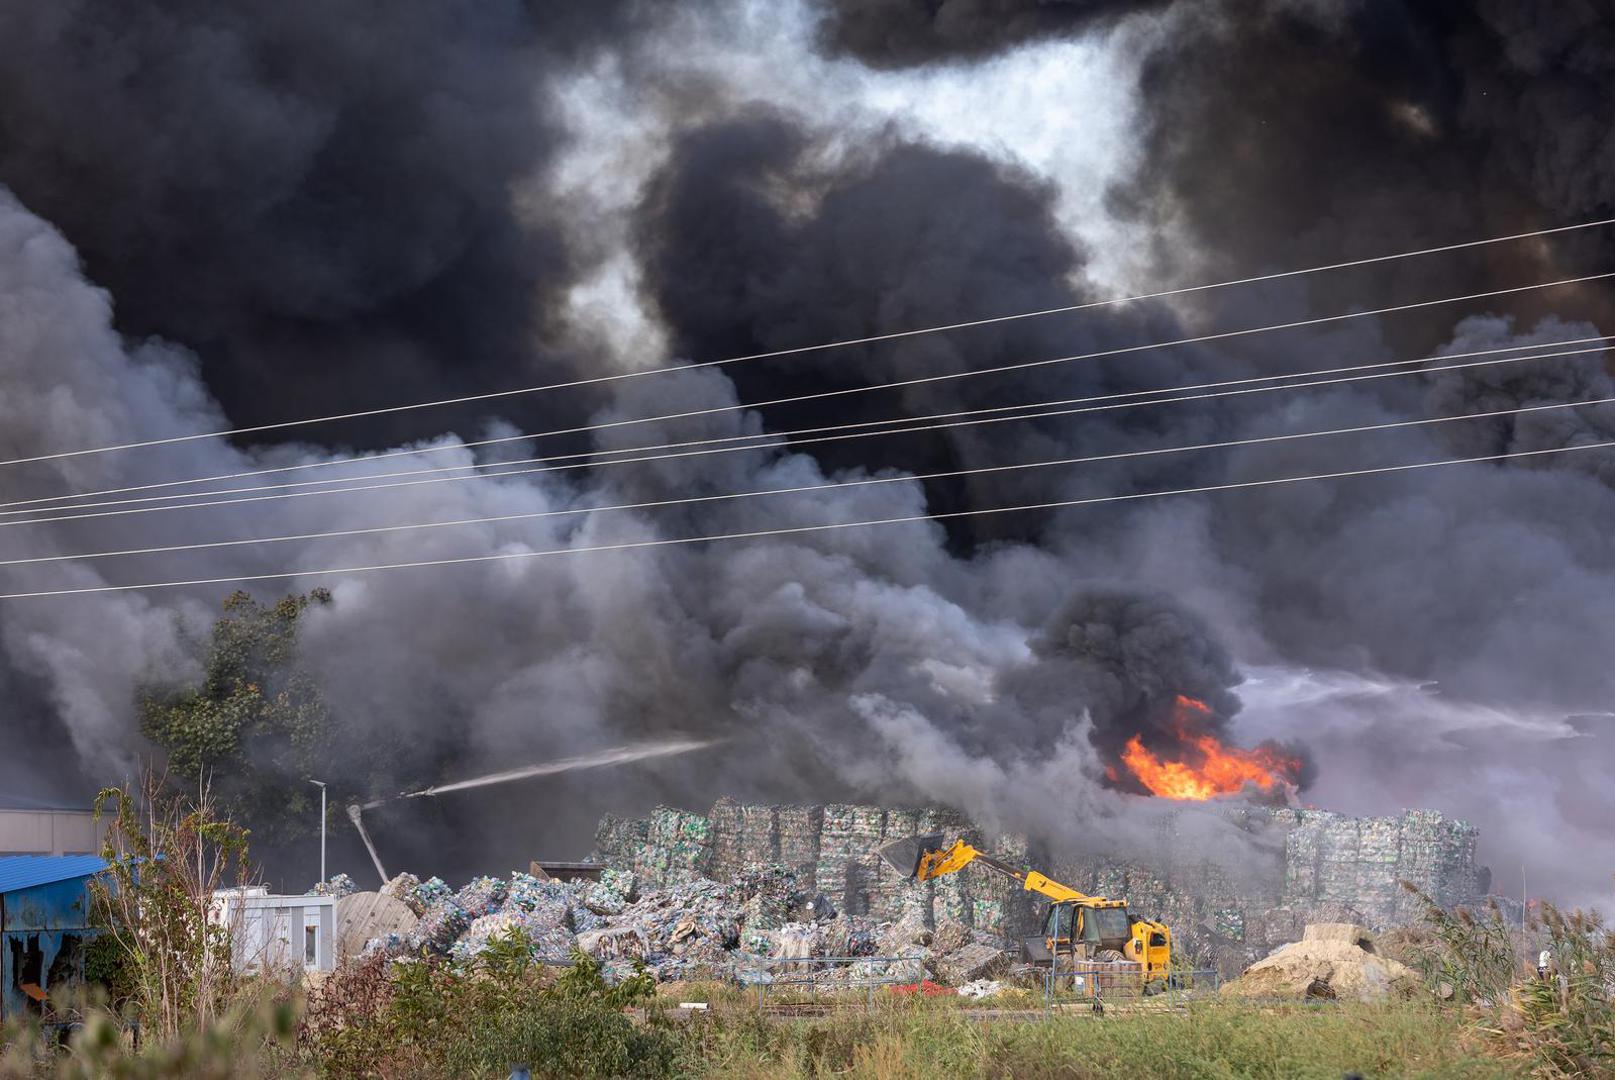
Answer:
0;855;108;1020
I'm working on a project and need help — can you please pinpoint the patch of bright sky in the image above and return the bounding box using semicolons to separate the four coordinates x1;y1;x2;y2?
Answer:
544;0;1155;369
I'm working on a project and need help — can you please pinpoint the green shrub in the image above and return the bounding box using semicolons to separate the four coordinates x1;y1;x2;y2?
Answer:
299;935;677;1078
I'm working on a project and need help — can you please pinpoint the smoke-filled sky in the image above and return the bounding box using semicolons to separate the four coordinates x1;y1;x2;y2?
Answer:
1;0;1614;902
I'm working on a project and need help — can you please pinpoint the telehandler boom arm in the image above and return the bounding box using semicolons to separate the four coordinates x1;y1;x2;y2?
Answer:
876;832;1174;976
887;836;1101;904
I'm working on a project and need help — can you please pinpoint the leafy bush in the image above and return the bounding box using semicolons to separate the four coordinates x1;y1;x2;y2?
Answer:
300;934;676;1078
91;777;251;1041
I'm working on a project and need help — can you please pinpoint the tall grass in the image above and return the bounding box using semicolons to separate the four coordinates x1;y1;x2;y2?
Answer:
1405;883;1615;1077
685;1000;1511;1080
4;976;1524;1079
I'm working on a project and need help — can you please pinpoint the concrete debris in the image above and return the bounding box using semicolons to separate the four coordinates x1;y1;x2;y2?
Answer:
1220;923;1423;1002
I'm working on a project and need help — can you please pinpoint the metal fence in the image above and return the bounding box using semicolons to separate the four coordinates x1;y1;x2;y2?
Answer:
1042;960;1222;1009
735;954;928;1011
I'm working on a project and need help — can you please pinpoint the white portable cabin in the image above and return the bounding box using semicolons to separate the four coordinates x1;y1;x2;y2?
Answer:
211;888;336;973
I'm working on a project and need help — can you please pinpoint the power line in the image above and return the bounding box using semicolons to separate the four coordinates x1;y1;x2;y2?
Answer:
1;221;1611;471
4;437;1610;600
9;270;1612;513
0;339;1603;529
10;333;1603;517
4;393;1612;569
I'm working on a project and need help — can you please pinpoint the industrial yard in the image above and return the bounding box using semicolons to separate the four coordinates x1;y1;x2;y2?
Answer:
0;787;1588;1078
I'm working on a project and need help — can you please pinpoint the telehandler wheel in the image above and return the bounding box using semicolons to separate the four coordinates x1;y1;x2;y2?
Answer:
1095;949;1126;964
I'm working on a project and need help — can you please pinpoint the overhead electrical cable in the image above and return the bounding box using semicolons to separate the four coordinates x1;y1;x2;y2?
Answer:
0;220;1611;470
4;436;1612;600
8;273;1612;513
9;333;1603;516
4;393;1613;569
0;339;1604;529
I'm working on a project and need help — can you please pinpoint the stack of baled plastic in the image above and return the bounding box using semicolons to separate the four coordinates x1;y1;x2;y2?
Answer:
409;897;470;956
306;873;357;899
379;872;425;914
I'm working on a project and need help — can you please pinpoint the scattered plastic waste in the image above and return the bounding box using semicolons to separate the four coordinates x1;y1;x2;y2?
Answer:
306;873;357;899
956;979;1003;999
331;858;1015;984
890;980;953;996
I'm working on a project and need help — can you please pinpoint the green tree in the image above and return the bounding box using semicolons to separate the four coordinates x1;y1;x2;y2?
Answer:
139;589;332;845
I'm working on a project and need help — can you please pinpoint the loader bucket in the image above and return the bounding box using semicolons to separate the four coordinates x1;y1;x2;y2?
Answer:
877;833;947;879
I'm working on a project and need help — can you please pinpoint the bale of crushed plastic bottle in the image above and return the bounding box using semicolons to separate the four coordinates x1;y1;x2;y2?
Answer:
453;876;509;920
577;925;650;961
408;899;470;956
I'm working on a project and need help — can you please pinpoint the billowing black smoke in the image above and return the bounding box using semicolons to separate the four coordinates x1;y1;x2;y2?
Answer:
812;0;1169;68
1008;590;1240;754
1119;0;1615;341
632;109;1220;547
0;0;643;445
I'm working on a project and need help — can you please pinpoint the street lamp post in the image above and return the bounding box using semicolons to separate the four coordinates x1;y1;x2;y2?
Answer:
309;780;327;884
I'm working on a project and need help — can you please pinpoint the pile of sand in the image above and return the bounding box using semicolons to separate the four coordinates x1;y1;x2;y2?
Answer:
1220;923;1424;1002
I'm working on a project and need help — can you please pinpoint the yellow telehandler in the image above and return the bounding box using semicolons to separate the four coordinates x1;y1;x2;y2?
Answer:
877;834;1172;979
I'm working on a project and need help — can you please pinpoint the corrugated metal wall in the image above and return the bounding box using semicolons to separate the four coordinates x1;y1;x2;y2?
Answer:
1;876;101;1021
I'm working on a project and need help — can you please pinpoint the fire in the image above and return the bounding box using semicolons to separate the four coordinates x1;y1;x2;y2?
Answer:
1118;694;1301;801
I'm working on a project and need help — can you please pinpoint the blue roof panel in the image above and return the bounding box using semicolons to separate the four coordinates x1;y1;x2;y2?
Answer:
0;855;108;894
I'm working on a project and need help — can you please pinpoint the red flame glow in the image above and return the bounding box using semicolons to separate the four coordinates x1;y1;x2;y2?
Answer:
1118;694;1301;801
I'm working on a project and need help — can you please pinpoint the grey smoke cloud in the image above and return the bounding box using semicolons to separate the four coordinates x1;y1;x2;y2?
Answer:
0;181;1227;877
0;0;645;445
1238;666;1615;909
2;0;1615;908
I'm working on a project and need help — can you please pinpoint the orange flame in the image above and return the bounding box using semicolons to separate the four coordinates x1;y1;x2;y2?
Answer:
1118;694;1300;800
